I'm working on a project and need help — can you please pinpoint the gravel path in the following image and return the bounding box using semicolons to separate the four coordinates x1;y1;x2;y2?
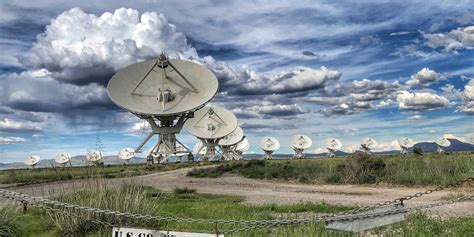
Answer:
4;167;473;217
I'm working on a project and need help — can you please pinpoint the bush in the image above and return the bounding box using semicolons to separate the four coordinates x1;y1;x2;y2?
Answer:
413;146;423;156
174;187;197;195
0;205;18;236
335;151;386;184
47;182;159;235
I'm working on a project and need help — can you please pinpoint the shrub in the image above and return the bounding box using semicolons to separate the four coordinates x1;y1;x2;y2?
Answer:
0;205;18;236
174;187;197;195
337;151;386;184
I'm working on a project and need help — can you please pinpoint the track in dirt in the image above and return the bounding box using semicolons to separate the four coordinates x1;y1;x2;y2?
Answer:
5;167;473;218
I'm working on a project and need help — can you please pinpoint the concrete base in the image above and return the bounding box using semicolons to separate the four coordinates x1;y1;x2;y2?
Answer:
325;204;407;232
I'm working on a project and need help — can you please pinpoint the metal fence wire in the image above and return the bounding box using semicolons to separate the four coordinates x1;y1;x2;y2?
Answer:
0;176;472;234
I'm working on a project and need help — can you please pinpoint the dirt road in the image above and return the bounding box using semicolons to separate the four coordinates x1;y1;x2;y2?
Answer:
5;167;473;217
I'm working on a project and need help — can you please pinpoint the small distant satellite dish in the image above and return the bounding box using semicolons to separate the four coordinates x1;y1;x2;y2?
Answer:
360;138;377;153
175;143;190;157
397;137;414;155
24;155;40;168
193;142;207;155
259;137;280;159
86;150;103;164
325;138;342;158
291;135;312;159
184;106;238;139
435;136;451;154
118;148;135;164
55;153;71;166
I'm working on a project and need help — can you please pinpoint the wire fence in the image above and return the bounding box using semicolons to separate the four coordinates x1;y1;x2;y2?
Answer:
0;176;472;234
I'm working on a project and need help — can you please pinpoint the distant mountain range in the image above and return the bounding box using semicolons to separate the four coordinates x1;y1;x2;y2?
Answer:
1;139;472;170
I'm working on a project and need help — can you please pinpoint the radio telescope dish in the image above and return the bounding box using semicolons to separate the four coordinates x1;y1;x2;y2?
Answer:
259;137;280;159
397;137;414;155
55;153;71;166
184;106;237;139
361;138;377;153
193;142;207;155
185;106;238;162
219;127;245;161
107;54;219;164
108;57;218;116
218;127;244;146
291;135;312;159
118;148;135;164
435;136;451;154
24;155;40;168
86;150;103;165
325;138;342;158
235;137;249;155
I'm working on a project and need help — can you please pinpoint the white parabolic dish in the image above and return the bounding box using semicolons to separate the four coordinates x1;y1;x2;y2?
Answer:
397;137;414;148
24;155;40;166
107;59;218;116
326;138;342;150
218;127;244;146
361;138;378;149
291;135;312;149
86;150;103;162
435;137;451;147
184;106;238;139
236;137;250;152
118;148;135;160
259;137;280;151
55;153;71;164
175;143;190;156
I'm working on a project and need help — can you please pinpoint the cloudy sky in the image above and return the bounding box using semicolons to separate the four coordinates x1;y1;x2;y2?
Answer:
1;0;473;162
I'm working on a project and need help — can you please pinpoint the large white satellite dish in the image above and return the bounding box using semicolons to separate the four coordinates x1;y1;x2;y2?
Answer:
118;148;135;164
24;155;40;169
325;138;342;158
86;150;103;165
219;127;244;161
397;137;414;155
360;138;377;153
259;137;280;159
290;135;312;159
55;153;71;166
184;106;238;161
107;53;218;164
435;136;451;153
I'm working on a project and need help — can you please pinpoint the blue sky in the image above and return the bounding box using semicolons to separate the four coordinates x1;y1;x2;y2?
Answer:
0;1;473;162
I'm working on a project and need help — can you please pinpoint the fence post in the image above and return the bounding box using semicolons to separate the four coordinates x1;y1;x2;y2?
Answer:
22;201;28;213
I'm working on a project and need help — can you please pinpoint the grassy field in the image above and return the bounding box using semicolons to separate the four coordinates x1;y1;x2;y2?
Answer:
188;152;474;186
1;182;472;236
0;163;198;186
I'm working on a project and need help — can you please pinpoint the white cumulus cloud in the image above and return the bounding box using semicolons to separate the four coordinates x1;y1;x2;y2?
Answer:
396;91;451;111
422;25;474;52
406;68;446;87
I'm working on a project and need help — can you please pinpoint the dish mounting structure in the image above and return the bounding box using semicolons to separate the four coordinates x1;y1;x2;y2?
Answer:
360;138;377;154
291;135;312;159
434;137;451;154
218;126;245;161
397;137;414;155
184;106;238;162
107;53;218;165
326;138;342;158
259;137;280;159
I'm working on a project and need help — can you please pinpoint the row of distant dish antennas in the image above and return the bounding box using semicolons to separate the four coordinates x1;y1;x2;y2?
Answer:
258;136;452;159
23;148;136;169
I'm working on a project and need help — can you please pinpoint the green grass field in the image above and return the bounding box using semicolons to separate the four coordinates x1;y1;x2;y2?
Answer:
188;152;474;186
0;163;200;186
1;182;472;236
